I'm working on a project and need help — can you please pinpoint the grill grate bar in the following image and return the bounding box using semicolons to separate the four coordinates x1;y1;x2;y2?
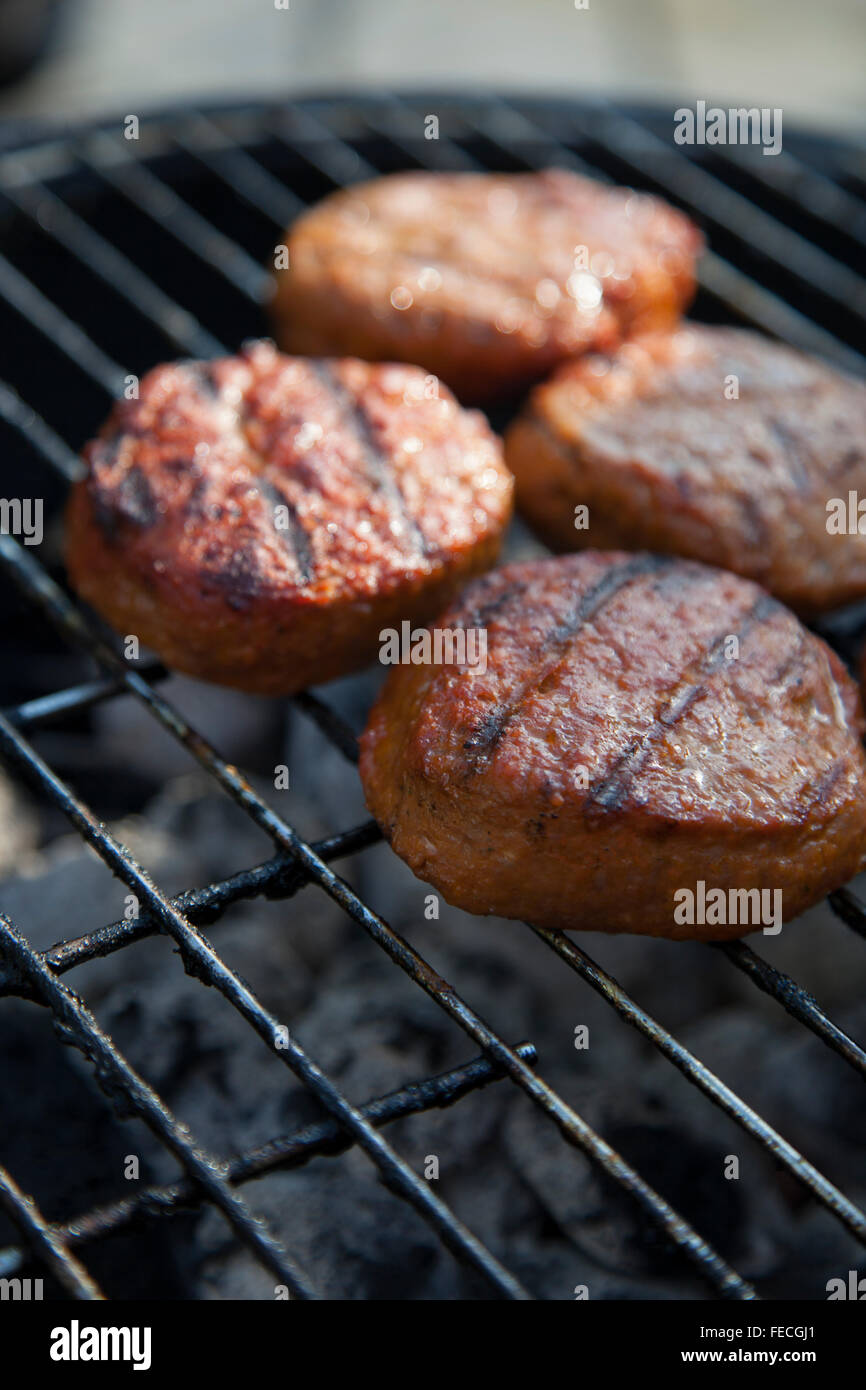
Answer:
0;535;755;1300
274;104;376;186
0;1163;105;1300
293;657;866;1078
531;924;866;1241
0;220;231;387
693;254;866;373
569;100;866;322
0;262;218;405
1;115;298;374
0;262;136;395
0;98;862;1299
709;145;866;246
4;661;168;731
828;888;866;943
429;93;866;374
286;90;866;377
501;96;866;372
291;690;364;764
266;93;866;1045
829;150;866;194
0;252;125;395
75;130;270;302
717;937;866;1069
0;909;320;1299
293;675;866;1228
362;100;481;174
0;381;84;482
0;1043;538;1274
176;109;306;226
1;177;224;359
0;693;530;1301
0;820;382;990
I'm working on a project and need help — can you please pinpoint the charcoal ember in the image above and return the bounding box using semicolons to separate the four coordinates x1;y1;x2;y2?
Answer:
0;750;864;1300
95;673;287;790
503;1080;763;1295
0;997;192;1300
189;1161;456;1300
671;1003;866;1299
0;771;38;875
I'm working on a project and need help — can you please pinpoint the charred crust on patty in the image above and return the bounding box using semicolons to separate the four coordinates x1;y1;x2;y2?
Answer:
308;359;431;561
505;325;866;614
65;343;513;695
254;476;314;588
584;592;778;817
461;553;671;776
359;552;866;940
91;461;161;539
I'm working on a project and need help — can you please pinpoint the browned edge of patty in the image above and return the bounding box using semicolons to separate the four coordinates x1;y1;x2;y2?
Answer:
65;348;514;695
360;552;866;940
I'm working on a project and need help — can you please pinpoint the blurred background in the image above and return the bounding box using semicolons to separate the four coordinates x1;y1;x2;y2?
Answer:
0;0;863;133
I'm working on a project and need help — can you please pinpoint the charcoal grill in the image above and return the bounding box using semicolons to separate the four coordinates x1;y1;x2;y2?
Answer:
0;92;864;1302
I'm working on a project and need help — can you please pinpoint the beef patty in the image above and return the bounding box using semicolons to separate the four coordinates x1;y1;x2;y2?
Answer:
505;325;866;614
272;168;702;404
65;342;513;695
359;552;866;940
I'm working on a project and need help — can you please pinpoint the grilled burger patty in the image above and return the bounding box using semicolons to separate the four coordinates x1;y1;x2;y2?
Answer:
359;552;866;940
65;343;513;695
505;325;866;615
272;169;702;403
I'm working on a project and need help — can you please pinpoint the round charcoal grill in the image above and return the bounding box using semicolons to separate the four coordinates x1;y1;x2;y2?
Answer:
0;94;865;1302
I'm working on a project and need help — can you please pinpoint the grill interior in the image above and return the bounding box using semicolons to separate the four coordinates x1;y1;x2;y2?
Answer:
0;93;865;1302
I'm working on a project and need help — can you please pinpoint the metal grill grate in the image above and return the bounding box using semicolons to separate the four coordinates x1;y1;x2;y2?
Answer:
0;93;865;1302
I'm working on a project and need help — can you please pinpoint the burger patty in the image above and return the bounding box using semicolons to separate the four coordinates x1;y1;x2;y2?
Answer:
272;168;702;403
505;325;866;615
359;552;866;940
65;342;513;696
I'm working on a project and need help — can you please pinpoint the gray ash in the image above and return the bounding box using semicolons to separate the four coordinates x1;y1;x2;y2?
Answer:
0;669;864;1300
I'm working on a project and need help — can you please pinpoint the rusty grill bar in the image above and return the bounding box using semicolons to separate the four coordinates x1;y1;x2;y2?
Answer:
0;93;864;1301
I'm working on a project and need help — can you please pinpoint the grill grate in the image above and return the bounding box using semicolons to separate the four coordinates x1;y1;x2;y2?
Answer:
0;93;865;1301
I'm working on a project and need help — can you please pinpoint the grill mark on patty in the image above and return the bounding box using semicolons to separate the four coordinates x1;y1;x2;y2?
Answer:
586;593;780;814
182;359;221;399
256;477;314;588
532;405;777;555
803;757;847;811
91;463;160;539
204;538;270;612
224;383;317;590
759;627;810;712
834;444;865;479
462;553;671;770
735;488;772;550
765;415;811;494
465;579;531;631
309;360;431;562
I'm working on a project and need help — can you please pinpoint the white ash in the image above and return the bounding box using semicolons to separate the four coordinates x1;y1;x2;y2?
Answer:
0;716;864;1301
